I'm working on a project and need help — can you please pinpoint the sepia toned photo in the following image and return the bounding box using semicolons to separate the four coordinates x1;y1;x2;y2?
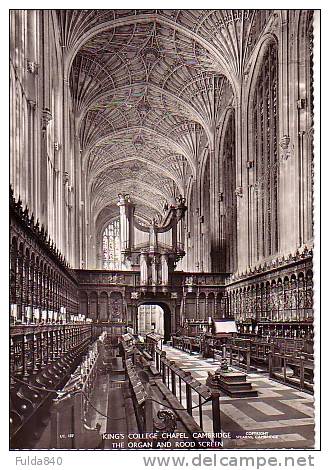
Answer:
9;9;318;451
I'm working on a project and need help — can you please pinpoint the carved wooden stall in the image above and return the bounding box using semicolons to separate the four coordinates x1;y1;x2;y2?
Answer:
10;191;94;449
50;335;104;449
223;249;314;389
10;189;79;325
226;248;313;340
268;341;314;392
10;323;93;448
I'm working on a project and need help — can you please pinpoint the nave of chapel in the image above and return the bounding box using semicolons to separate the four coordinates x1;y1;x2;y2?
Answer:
10;9;315;450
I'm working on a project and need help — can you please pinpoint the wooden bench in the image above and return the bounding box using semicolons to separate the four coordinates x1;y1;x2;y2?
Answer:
126;359;213;448
142;350;153;361
153;380;211;444
149;365;160;375
269;350;314;393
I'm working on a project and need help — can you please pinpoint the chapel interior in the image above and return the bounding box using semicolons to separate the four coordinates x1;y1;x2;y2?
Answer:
10;9;316;450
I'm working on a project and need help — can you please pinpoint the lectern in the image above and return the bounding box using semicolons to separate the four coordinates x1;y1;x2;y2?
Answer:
203;319;237;358
206;320;257;398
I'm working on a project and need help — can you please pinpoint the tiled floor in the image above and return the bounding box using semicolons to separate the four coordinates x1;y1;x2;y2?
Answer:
162;345;315;449
34;347;315;450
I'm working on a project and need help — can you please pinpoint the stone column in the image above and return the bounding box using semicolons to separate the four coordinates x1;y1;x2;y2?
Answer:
209;146;221;272
160;254;169;286
151;256;158;286
140;252;148;286
117;194;134;256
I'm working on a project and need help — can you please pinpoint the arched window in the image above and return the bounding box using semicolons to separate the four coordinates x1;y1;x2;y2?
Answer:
298;11;314;243
252;41;279;259
202;157;210;272
102;218;121;270
222;111;237;273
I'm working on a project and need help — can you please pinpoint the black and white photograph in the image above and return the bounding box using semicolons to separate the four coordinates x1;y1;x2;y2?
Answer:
8;6;321;459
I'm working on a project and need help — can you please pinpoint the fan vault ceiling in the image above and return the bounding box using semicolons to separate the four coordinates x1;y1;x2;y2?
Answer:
57;9;274;226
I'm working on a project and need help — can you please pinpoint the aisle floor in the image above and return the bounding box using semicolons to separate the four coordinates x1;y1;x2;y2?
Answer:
162;345;315;449
34;346;315;450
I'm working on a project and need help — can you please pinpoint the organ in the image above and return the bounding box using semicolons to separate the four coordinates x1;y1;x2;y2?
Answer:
116;193;187;293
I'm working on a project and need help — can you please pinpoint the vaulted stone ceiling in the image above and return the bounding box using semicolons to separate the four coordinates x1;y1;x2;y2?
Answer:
57;9;274;224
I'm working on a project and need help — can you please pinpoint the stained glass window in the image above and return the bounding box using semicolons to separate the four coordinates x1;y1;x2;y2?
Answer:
102;219;121;270
222;111;237;273
252;41;279;259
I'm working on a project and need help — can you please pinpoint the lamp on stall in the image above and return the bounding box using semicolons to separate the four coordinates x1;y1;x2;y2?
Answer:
10;304;17;324
60;306;66;323
33;308;40;323
41;310;47;323
25;306;32;324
